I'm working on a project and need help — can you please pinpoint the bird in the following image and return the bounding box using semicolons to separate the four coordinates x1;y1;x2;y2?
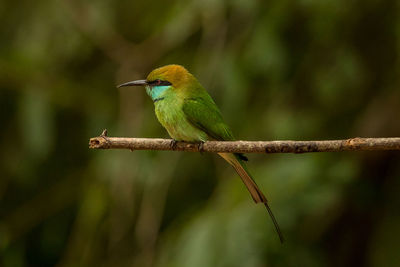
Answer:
118;64;284;243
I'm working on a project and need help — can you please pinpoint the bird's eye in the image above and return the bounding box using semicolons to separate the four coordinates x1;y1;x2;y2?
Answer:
149;79;172;86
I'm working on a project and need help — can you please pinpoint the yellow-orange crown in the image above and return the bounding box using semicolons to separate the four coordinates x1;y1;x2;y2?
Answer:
146;65;195;88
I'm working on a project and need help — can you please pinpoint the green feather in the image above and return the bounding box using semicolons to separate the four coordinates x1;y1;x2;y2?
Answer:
182;97;235;141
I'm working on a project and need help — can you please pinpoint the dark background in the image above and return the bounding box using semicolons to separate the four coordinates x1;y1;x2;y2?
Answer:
1;0;400;266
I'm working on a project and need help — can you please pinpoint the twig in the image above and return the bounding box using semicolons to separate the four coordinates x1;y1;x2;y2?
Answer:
89;130;400;154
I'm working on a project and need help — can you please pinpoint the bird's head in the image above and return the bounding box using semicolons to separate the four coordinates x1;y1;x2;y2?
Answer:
118;64;196;101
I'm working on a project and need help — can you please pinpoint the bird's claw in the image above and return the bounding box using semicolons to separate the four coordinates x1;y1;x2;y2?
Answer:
197;141;205;153
170;139;204;152
170;139;178;150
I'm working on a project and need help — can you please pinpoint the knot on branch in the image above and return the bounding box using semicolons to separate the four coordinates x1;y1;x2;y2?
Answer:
346;137;366;148
89;129;111;149
294;143;319;153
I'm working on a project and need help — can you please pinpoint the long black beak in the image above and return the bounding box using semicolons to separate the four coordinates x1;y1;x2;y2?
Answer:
117;80;148;88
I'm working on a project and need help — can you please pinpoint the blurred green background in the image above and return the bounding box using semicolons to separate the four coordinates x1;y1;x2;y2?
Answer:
1;0;400;266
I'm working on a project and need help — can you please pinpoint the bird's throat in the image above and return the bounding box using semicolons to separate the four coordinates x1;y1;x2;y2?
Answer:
146;85;171;102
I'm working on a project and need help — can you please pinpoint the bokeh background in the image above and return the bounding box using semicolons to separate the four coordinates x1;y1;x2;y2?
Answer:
1;0;400;266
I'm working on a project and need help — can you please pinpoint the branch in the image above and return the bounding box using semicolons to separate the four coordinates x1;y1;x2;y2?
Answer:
89;130;400;154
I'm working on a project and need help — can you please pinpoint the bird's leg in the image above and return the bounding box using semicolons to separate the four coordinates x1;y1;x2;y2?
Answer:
170;139;178;150
197;141;205;154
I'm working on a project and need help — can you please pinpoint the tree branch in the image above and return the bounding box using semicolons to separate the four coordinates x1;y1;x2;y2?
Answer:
88;130;400;154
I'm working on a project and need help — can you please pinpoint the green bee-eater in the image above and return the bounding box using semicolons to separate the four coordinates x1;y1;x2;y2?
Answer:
118;65;283;242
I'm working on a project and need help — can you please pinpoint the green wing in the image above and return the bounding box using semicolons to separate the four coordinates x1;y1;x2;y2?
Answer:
182;97;235;141
182;96;248;161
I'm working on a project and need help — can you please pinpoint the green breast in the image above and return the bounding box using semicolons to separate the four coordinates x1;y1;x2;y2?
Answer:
154;96;208;142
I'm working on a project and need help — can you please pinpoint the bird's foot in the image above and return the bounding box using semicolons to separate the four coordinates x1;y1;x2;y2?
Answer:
197;141;205;154
170;139;179;150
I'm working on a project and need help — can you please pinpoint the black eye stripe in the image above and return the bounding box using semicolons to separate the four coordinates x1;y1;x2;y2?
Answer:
147;79;172;86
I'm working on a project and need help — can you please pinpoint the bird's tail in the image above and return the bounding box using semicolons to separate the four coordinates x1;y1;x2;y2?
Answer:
218;153;284;243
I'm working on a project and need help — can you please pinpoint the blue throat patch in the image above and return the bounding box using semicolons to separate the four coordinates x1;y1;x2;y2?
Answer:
146;85;170;102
